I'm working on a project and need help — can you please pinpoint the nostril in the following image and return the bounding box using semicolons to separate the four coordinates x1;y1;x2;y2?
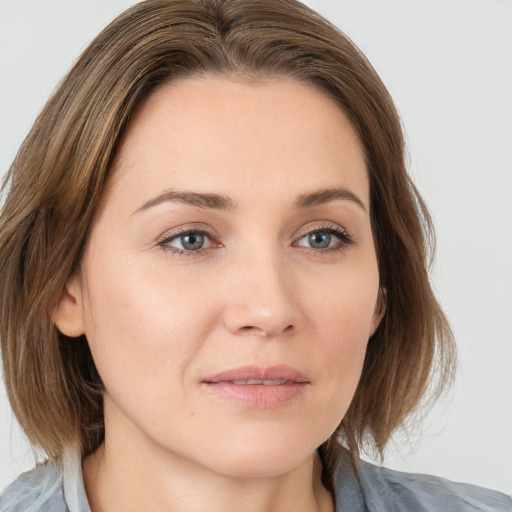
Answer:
238;324;295;337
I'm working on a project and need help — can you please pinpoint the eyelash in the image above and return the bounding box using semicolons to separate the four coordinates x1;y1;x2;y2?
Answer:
157;222;354;257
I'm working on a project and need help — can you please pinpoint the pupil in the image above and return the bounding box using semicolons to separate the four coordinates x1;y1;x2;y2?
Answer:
309;232;331;249
182;233;204;250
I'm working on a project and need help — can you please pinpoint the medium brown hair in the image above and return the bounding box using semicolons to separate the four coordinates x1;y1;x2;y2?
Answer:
0;0;455;480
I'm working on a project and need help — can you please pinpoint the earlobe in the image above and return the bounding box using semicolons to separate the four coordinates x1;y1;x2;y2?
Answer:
51;277;86;337
370;288;387;337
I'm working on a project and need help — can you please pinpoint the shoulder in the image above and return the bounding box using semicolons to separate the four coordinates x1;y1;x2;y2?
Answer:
354;458;512;512
0;461;68;512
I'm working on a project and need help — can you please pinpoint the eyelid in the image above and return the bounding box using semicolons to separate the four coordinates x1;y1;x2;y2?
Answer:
293;221;351;240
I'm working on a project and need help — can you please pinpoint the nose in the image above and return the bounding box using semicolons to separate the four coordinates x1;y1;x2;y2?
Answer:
221;253;303;339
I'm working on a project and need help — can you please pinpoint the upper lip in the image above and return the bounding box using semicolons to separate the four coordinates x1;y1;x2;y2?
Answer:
202;365;310;384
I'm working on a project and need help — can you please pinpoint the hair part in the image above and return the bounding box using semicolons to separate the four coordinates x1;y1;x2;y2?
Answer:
0;0;455;485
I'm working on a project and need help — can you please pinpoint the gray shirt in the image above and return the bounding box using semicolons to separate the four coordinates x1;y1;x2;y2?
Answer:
1;449;511;511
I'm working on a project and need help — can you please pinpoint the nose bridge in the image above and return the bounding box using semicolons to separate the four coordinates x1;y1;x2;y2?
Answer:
222;244;301;338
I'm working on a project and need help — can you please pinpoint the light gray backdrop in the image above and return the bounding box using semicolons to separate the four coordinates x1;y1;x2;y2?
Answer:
1;0;511;494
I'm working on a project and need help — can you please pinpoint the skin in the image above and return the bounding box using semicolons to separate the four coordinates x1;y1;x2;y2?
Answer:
54;75;383;512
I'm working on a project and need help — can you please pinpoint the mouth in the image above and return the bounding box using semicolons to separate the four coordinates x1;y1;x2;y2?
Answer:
202;365;310;408
225;378;292;385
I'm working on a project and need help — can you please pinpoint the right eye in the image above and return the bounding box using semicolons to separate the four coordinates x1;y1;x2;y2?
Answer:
158;228;217;256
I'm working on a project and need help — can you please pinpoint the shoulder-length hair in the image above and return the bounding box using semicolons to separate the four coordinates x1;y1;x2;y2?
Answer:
0;0;455;482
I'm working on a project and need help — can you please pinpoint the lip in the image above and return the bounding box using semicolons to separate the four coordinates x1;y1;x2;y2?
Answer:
203;364;310;383
202;365;310;408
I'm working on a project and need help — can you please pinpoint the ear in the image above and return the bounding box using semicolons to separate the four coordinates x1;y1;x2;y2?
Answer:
51;275;86;337
370;287;386;337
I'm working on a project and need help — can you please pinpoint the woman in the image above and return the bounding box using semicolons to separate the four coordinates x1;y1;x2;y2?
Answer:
0;0;510;510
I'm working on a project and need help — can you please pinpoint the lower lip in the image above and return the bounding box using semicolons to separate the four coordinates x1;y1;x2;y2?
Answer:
203;382;308;408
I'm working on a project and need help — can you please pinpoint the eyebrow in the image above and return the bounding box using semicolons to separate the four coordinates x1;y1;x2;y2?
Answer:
294;187;367;212
135;190;238;214
134;186;367;214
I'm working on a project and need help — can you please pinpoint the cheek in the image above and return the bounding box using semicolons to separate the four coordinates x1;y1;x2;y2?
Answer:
313;260;379;348
308;260;379;408
79;253;222;401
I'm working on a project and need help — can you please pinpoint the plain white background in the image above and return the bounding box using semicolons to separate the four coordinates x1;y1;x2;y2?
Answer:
0;0;511;495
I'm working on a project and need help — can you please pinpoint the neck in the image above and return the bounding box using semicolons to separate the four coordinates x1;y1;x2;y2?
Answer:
83;434;333;512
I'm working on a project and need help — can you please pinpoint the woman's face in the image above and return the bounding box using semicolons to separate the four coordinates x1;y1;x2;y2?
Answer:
61;75;382;477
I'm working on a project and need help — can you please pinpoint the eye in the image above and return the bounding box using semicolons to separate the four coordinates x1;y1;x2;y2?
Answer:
294;225;354;253
301;232;334;249
158;228;216;255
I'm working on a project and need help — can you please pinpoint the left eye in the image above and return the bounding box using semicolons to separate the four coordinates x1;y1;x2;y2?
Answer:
296;229;347;250
162;231;212;251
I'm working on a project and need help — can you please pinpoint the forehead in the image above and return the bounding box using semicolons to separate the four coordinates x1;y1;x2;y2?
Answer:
107;75;369;211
